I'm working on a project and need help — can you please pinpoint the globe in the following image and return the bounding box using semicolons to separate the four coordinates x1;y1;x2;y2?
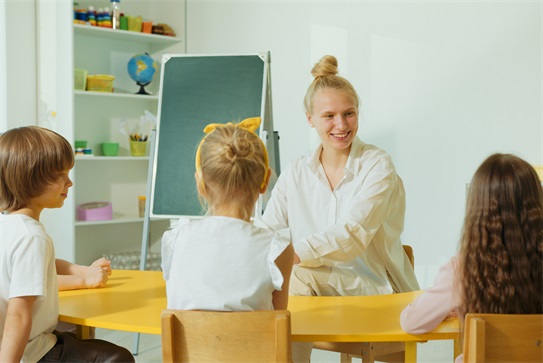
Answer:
127;53;157;95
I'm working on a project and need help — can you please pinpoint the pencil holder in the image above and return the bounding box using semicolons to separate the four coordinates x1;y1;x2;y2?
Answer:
130;141;148;156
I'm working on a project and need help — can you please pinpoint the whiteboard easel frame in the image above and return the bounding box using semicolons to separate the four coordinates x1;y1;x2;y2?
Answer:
148;51;277;220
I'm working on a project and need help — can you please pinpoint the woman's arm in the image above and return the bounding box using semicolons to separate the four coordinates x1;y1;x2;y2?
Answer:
263;150;403;267
400;257;459;334
0;296;35;362
297;158;402;266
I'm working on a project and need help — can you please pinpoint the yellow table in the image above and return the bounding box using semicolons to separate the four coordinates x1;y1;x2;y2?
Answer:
58;270;459;362
288;294;460;362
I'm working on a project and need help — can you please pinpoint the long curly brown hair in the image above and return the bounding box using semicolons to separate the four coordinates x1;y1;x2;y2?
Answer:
457;153;543;320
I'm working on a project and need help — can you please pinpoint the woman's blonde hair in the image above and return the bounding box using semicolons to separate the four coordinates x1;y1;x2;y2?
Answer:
196;123;267;220
0;126;74;211
457;153;543;320
303;55;360;114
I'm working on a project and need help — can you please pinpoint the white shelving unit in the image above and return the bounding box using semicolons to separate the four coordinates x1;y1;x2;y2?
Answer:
40;0;185;265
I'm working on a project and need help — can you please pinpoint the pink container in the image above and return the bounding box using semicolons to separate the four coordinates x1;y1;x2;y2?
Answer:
77;202;113;221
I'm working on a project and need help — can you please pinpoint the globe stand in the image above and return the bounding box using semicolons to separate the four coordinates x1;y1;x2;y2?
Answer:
136;82;151;95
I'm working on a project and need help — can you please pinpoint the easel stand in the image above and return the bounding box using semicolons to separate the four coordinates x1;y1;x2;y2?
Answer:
132;128;158;354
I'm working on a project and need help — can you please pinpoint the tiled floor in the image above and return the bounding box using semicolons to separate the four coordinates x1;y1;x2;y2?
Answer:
96;328;454;363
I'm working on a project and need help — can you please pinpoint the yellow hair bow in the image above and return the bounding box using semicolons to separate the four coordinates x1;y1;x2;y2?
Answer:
195;117;269;190
203;117;261;134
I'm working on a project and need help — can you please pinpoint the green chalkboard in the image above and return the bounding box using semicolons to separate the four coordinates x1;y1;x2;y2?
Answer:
150;54;269;218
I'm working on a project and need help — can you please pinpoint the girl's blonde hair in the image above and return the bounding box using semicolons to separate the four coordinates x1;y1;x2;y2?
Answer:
457;153;543;320
303;55;360;114
0;126;74;211
196;123;267;220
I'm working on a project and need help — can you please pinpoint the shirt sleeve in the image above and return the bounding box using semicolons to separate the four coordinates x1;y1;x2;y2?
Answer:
161;218;189;281
297;158;401;266
400;257;459;334
10;235;52;299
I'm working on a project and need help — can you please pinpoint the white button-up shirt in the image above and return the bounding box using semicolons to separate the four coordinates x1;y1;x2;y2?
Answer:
260;137;419;295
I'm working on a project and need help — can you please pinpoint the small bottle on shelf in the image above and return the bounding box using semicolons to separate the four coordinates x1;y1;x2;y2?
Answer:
87;6;96;26
110;0;121;29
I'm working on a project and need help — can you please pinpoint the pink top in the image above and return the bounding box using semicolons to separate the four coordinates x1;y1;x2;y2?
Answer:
400;256;464;363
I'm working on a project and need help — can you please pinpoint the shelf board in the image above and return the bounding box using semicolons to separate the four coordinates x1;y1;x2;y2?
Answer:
74;23;183;46
75;214;166;226
75;155;150;161
74;90;159;100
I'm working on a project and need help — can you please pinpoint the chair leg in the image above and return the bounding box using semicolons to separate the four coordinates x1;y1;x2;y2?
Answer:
132;332;140;355
361;342;376;363
374;351;404;363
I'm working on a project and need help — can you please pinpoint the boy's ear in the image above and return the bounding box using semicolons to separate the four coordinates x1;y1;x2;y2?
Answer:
259;168;272;194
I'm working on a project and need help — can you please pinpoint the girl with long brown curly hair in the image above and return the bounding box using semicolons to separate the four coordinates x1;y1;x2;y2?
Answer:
400;153;542;363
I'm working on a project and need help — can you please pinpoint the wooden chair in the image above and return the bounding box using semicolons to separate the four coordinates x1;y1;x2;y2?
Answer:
464;313;543;363
313;245;415;363
533;165;543;181
161;309;292;363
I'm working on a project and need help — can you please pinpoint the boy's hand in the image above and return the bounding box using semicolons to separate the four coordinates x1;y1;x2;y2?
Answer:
90;257;112;275
84;266;109;288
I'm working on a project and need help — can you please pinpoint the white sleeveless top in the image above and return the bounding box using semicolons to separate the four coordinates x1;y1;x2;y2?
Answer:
161;216;291;311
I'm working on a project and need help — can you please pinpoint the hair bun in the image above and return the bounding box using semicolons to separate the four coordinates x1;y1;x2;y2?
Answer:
311;55;339;79
224;135;254;162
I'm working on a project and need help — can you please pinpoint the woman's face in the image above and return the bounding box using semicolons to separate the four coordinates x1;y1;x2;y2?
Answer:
306;88;358;153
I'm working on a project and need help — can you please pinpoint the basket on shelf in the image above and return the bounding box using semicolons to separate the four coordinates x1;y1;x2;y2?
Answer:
103;250;162;271
86;74;115;92
74;68;88;90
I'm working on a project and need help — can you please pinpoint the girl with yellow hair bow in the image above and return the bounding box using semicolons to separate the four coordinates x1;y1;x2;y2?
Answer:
161;117;294;313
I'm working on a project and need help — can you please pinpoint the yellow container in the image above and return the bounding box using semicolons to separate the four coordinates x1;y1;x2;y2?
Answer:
86;74;115;92
74;68;88;90
130;141;148;156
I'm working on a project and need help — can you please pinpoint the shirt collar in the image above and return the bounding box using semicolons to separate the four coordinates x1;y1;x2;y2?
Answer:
307;144;323;174
306;137;365;176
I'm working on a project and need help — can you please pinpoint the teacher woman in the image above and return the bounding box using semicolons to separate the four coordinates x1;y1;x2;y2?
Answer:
260;55;419;361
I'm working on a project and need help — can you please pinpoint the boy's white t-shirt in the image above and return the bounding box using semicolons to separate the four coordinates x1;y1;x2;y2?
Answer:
161;216;291;311
0;213;58;363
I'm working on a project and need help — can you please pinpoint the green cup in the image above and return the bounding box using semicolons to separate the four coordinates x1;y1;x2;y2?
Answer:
102;142;119;156
75;140;87;149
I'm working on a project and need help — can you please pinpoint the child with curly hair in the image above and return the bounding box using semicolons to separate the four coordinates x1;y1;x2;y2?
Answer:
401;153;543;363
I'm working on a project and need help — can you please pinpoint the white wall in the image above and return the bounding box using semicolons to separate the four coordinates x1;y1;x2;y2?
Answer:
0;0;6;131
3;0;38;131
186;0;542;287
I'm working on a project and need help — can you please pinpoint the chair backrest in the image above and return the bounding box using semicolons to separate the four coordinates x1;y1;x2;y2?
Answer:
464;313;543;363
403;245;414;267
533;165;542;181
387;245;415;293
161;309;292;363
